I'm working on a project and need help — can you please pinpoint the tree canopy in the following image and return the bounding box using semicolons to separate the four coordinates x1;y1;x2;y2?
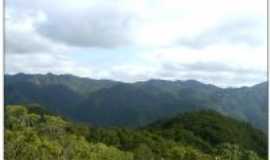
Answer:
5;105;267;160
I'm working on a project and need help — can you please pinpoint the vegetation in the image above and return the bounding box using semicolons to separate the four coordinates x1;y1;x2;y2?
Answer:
5;105;133;160
5;105;267;160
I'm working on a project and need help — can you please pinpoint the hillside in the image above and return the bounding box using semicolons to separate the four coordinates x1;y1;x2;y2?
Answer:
5;73;118;96
5;105;133;160
5;105;267;160
147;111;267;157
4;73;268;132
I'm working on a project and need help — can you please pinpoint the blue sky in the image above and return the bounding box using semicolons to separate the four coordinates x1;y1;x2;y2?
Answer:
5;0;267;87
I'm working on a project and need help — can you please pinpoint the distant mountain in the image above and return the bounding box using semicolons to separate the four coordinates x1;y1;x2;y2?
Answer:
4;73;268;132
5;80;84;114
211;82;268;131
5;73;118;96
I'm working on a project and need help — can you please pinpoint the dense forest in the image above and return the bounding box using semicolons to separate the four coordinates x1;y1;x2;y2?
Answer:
5;105;267;160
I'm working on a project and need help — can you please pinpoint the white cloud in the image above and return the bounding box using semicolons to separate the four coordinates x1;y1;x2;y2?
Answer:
104;44;267;86
36;4;136;48
5;9;69;54
130;0;266;47
4;0;267;87
6;0;267;48
5;53;95;77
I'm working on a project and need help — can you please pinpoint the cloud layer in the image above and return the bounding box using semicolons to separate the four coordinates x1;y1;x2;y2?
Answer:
5;0;267;87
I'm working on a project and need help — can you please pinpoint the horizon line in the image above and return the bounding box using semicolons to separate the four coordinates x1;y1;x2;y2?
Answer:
4;72;267;89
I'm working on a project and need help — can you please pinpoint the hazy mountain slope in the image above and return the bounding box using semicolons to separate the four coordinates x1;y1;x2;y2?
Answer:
135;80;268;131
211;82;268;131
74;81;222;127
74;83;195;127
4;73;268;132
5;73;118;96
4;81;83;115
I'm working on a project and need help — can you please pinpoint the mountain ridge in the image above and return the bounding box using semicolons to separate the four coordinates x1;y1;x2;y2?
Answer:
5;72;266;89
4;73;268;133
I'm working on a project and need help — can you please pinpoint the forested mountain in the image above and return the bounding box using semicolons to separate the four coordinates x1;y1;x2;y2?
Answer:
5;105;267;160
5;73;118;96
4;73;268;133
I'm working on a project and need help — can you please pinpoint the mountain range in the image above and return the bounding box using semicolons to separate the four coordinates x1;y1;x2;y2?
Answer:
4;73;268;133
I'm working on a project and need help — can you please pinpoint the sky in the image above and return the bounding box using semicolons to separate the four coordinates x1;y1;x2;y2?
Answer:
5;0;267;87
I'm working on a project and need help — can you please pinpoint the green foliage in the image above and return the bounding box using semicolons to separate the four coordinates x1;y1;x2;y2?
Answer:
148;111;267;157
5;105;267;160
214;143;264;160
132;144;155;160
5;105;133;160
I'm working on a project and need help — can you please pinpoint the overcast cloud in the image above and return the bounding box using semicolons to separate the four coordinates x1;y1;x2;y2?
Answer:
5;0;267;87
